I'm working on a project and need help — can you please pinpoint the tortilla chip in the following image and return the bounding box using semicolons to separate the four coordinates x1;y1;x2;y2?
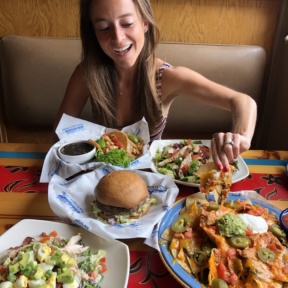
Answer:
195;162;216;177
161;227;175;241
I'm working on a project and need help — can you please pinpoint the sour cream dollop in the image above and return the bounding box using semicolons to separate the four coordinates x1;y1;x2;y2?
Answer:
238;213;268;234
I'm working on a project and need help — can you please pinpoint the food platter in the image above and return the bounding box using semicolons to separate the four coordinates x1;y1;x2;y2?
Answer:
158;193;281;288
0;219;130;288
150;139;249;187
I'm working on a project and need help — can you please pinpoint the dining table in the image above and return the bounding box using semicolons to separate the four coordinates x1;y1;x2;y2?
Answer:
0;142;288;288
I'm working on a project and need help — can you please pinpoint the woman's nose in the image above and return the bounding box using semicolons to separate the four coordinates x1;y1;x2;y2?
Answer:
112;26;125;42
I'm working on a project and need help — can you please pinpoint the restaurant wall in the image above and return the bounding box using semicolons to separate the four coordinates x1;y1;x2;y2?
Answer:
0;0;284;148
0;0;282;66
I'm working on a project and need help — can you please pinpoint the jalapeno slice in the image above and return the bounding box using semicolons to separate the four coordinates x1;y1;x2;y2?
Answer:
172;215;191;233
193;250;208;266
208;203;219;211
226;235;251;248
223;200;234;209
257;247;275;263
202;240;214;256
211;277;228;288
269;224;286;239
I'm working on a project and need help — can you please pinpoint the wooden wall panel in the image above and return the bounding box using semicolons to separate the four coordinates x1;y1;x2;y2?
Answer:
0;0;282;60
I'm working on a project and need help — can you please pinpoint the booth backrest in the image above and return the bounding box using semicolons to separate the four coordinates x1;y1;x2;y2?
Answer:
0;35;266;143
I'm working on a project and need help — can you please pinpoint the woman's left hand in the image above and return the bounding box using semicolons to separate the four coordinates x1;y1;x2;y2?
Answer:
211;132;251;171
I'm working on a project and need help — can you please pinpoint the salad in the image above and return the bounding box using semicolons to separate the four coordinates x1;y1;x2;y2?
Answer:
152;140;211;184
0;231;107;288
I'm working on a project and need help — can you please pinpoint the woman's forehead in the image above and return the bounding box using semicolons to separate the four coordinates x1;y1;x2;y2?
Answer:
90;0;140;20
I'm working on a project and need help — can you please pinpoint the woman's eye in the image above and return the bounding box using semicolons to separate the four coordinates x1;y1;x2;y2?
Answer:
122;23;133;28
98;27;110;32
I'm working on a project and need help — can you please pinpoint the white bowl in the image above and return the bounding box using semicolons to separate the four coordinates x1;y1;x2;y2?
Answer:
58;140;96;164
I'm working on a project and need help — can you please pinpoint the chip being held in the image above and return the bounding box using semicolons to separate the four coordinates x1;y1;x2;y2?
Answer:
195;162;235;204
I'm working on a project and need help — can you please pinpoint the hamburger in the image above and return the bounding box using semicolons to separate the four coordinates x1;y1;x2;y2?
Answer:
92;171;156;224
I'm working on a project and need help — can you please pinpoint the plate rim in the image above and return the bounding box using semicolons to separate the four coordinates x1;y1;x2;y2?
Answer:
0;219;130;288
150;139;249;187
158;195;281;288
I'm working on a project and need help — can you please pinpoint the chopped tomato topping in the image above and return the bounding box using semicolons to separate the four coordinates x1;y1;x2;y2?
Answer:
184;231;192;239
267;243;277;251
227;273;238;284
246;229;253;237
89;271;99;279
227;248;237;259
100;257;106;263
282;266;288;274
100;263;108;273
192;153;200;160
49;230;58;237
41;236;50;243
110;136;122;148
181;164;190;173
217;262;227;280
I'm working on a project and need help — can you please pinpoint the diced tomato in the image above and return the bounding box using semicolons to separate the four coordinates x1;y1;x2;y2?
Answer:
192;153;200;160
227;273;238;284
49;230;58;237
110;136;122;148
183;231;192;239
226;248;237;259
100;257;106;263
247;210;257;216
246;229;253;237
41;236;50;243
267;243;277;251
184;150;190;157
217;262;227;280
100;263;108;273
181;164;190;173
282;266;288;274
89;271;99;279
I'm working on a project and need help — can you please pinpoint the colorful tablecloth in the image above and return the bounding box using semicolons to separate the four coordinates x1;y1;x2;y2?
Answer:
1;146;288;287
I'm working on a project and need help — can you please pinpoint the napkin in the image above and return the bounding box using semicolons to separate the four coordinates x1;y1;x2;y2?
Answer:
40;114;152;183
48;164;179;250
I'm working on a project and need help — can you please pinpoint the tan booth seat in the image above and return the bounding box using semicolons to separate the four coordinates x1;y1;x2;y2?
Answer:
0;35;266;143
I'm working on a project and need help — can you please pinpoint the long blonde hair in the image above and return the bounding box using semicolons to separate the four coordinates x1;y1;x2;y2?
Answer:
80;0;161;128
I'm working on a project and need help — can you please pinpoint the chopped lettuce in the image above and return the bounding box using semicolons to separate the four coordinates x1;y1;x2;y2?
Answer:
95;149;134;168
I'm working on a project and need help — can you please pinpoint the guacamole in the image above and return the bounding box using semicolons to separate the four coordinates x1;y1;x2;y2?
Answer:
216;213;247;237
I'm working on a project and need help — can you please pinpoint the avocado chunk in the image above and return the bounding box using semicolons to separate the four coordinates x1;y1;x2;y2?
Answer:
19;252;30;269
9;262;20;274
57;270;74;284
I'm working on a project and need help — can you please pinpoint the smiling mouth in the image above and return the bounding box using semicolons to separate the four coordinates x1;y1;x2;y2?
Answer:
114;44;132;54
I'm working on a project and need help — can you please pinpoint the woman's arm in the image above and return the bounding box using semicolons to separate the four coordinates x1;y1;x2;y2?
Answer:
160;65;257;170
53;65;90;141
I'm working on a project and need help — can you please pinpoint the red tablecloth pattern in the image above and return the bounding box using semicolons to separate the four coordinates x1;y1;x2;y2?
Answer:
2;165;287;200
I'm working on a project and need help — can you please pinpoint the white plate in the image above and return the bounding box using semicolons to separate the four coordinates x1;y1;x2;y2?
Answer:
0;219;129;288
150;139;249;187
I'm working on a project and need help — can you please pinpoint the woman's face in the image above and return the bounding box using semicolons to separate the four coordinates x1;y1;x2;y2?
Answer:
90;0;148;69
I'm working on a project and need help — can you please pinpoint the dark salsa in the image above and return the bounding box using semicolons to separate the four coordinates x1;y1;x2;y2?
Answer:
60;142;94;156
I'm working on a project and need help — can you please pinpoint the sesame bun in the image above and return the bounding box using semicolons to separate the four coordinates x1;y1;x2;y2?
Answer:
95;170;148;209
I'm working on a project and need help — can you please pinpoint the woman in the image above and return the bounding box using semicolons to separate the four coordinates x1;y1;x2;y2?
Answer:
54;0;257;172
